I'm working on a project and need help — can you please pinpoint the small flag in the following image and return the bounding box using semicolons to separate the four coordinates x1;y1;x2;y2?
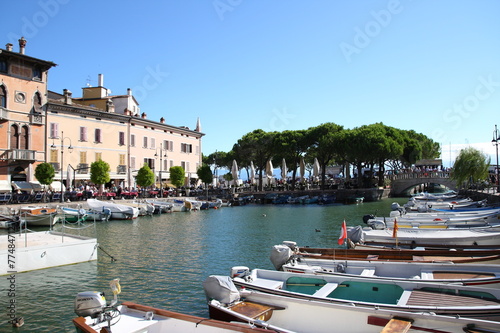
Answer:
338;220;347;245
392;218;399;238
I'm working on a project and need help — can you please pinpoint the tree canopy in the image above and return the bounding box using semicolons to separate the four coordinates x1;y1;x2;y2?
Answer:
136;163;155;190
34;162;55;185
90;160;110;192
170;166;185;188
451;147;490;188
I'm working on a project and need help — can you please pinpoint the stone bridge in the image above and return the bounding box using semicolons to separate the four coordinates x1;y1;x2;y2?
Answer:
388;171;457;196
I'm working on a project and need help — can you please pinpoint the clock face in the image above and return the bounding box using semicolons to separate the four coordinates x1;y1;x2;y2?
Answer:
15;91;26;103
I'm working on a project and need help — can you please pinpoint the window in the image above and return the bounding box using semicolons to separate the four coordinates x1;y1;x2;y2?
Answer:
0;59;7;73
33;66;42;80
163;159;168;171
0;85;6;108
169;160;173;168
20;125;28;149
181;161;186;170
130;134;135;147
144;158;155;170
143;136;148;148
163;140;174;151
195;145;199;155
150;138;156;149
95;152;102;161
10;124;19;149
34;92;42;112
80;127;88;142
50;123;59;138
119;132;125;146
130;156;136;170
80;151;87;164
181;143;193;153
50;149;58;163
119;154;126;165
95;129;102;143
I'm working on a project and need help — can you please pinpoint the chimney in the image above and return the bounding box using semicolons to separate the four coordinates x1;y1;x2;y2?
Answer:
160;117;165;123
141;112;147;119
98;74;104;87
18;37;27;54
63;89;72;105
127;88;132;96
106;99;115;113
5;43;13;51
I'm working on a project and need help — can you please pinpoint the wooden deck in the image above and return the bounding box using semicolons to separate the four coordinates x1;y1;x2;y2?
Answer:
405;290;500;307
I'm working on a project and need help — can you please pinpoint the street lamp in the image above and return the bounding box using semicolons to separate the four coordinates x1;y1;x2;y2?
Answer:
155;143;167;198
493;124;500;193
51;130;73;202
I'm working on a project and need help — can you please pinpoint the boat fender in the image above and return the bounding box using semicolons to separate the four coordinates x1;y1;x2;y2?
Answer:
433;218;443;221
337;263;346;273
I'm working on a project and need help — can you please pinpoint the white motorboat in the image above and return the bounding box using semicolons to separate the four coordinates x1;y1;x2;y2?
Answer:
19;206;58;227
204;275;500;333
74;279;268;333
282;257;500;288
349;225;500;247
146;199;173;213
86;199;139;220
120;200;154;216
228;266;500;321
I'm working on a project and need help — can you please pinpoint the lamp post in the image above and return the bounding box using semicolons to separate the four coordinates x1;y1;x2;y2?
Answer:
51;130;73;202
155;143;167;198
493;124;500;193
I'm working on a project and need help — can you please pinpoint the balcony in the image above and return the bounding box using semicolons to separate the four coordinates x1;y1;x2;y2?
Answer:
7;149;36;161
50;162;60;171
77;164;89;174
0;107;8;120
117;165;127;174
30;113;44;124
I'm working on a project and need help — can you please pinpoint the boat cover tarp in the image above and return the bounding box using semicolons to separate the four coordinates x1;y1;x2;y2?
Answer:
347;225;365;244
203;275;240;305
0;180;12;193
12;181;33;192
270;244;293;270
50;181;66;192
29;181;48;192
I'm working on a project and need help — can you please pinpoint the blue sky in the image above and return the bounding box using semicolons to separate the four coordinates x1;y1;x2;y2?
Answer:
3;0;500;167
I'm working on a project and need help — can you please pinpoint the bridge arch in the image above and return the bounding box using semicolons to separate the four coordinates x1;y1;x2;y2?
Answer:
389;171;457;196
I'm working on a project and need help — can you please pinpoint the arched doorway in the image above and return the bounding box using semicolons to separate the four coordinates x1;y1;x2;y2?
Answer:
12;166;27;181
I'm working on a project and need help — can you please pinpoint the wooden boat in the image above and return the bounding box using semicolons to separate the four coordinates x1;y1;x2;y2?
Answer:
270;242;500;269
229;266;500;321
350;225;500;247
86;199;139;220
19;206;58;227
59;207;88;223
74;279;266;333
204;275;500;333
282;258;500;288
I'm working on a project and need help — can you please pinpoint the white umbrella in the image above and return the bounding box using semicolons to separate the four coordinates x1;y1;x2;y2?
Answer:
250;161;256;185
300;156;305;184
67;164;73;190
281;158;287;180
231;160;239;186
266;159;274;179
313;158;320;182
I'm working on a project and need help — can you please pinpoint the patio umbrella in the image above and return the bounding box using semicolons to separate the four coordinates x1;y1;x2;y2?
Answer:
313;158;320;182
281;158;287;180
67;164;73;190
231;160;239;186
300;156;305;183
250;161;256;185
266;159;274;179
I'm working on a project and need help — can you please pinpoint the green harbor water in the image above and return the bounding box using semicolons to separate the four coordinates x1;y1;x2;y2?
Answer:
1;197;407;332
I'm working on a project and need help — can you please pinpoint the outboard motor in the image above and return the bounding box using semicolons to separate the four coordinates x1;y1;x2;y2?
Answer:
203;275;240;305
74;291;106;318
231;266;250;279
270;244;293;270
362;214;375;224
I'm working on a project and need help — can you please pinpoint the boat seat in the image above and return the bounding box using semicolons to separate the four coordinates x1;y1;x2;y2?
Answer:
420;271;434;279
396;290;413;306
360;268;376;277
312;283;338;298
254;279;283;290
380;318;413;333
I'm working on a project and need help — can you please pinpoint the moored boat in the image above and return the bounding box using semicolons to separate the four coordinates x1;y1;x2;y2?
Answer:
229;266;500;321
86;199;139;220
59;206;88;223
74;279;268;333
204;275;500;333
282;257;500;288
19;206;58;227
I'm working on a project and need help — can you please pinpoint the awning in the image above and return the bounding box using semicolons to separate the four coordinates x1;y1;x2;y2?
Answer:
50;181;66;192
12;181;33;192
30;181;48;192
0;180;11;193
